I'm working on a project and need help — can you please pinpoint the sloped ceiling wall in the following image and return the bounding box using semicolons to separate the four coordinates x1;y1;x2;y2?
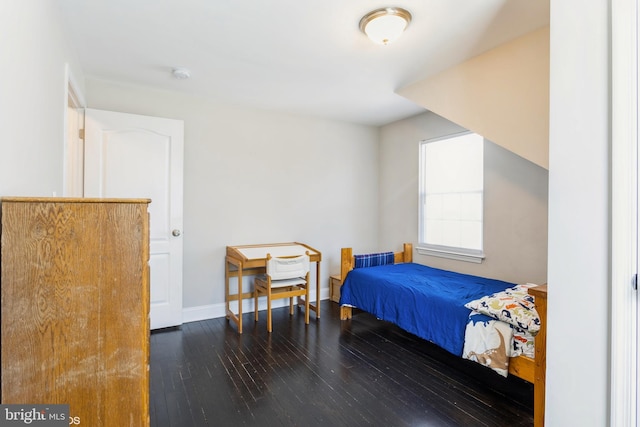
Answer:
397;27;550;169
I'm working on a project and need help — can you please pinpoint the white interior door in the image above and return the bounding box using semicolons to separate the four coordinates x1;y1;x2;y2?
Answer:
84;108;184;330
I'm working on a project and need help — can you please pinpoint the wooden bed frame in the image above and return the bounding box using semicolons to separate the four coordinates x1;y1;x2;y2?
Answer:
337;243;547;427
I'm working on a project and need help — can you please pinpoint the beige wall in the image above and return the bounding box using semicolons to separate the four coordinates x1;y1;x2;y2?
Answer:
398;27;549;169
85;78;380;316
0;2;84;196
379;111;548;286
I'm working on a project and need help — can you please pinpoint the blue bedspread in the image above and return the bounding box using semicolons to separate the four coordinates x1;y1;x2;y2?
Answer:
339;263;516;356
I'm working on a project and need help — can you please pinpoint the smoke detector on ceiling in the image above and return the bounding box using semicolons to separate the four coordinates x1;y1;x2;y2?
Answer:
172;67;191;79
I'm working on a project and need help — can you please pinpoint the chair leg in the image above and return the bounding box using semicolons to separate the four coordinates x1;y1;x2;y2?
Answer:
304;287;310;325
267;289;272;333
254;288;259;322
289;294;294;315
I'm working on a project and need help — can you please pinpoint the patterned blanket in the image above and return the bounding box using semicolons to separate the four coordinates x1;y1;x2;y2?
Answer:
463;284;540;376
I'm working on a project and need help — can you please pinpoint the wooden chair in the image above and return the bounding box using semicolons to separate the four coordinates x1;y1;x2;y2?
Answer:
254;252;310;332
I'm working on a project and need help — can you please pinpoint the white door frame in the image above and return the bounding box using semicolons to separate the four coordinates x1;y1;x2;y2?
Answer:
611;0;638;425
63;63;86;197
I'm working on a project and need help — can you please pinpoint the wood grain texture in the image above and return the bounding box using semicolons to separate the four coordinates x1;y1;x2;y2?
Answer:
1;198;150;426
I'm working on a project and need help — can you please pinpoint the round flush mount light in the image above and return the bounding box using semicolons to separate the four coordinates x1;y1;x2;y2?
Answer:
172;67;191;79
359;7;412;45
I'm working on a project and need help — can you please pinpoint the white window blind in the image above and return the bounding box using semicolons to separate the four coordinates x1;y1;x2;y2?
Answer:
418;132;484;262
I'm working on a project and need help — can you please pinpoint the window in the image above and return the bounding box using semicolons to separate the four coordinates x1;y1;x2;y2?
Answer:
418;132;484;263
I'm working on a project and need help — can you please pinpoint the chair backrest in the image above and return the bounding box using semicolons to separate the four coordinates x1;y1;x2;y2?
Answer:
266;253;310;281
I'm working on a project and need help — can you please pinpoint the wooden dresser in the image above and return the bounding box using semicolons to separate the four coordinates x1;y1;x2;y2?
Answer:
0;197;151;426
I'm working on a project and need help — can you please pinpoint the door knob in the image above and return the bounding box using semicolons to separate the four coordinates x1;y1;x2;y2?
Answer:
172;229;181;237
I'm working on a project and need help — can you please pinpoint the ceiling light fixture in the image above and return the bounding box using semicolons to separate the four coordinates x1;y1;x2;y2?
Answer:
359;7;412;46
172;67;191;80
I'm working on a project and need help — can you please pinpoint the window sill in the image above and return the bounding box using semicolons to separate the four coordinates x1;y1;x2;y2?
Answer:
416;246;485;264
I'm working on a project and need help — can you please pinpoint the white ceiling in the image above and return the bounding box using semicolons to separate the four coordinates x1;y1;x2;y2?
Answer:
57;0;549;126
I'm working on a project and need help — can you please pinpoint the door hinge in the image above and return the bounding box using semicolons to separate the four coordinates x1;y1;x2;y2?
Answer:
633;274;638;291
78;129;85;140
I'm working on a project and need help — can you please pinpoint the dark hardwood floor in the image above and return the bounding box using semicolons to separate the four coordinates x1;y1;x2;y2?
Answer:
150;301;533;427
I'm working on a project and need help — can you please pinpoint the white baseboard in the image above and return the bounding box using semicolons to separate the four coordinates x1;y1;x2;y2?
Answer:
182;288;331;324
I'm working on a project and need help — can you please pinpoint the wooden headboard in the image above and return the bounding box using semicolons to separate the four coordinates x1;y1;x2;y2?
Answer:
339;243;413;284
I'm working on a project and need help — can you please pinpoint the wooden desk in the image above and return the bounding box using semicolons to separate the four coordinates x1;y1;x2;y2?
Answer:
225;242;322;333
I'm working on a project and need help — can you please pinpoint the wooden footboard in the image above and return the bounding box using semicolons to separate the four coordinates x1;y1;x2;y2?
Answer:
337;244;547;426
506;284;546;426
508;354;535;382
528;284;547;427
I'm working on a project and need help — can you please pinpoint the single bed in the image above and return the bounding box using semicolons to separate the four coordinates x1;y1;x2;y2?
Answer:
337;243;547;427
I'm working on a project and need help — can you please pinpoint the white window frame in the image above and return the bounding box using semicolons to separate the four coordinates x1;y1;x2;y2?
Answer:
417;131;485;263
